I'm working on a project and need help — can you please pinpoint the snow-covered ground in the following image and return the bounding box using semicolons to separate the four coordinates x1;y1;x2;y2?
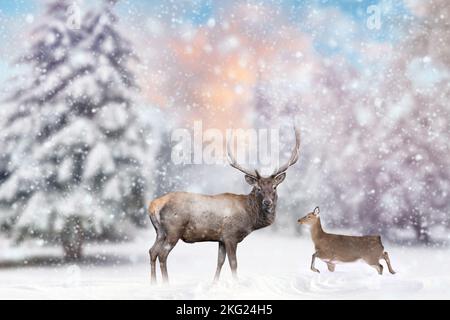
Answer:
0;229;449;299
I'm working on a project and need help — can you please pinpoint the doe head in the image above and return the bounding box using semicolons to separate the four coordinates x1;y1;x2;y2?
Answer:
298;206;320;225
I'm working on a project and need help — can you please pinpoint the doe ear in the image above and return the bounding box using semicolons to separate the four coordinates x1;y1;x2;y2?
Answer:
313;206;320;215
245;175;258;186
273;172;286;186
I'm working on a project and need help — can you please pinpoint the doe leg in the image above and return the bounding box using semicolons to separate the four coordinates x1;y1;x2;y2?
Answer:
364;256;383;275
371;263;383;275
311;253;320;273
326;262;336;272
382;251;396;274
214;242;226;282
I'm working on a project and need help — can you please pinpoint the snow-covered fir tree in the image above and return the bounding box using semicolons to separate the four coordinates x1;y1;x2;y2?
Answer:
0;0;154;259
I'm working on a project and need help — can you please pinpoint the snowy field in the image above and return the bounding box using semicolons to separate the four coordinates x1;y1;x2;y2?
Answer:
0;229;449;300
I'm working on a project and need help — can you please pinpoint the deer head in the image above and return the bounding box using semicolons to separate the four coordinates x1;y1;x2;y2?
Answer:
298;206;320;225
227;126;301;213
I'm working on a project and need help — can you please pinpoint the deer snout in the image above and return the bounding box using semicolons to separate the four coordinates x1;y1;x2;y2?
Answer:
262;199;273;207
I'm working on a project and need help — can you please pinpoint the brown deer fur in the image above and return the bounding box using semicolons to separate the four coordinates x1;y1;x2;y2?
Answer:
148;127;301;284
298;207;396;275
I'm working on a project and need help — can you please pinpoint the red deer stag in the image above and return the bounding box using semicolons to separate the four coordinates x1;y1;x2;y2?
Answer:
148;127;301;283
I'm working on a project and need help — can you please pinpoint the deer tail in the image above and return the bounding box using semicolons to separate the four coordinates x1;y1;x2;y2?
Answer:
148;197;165;235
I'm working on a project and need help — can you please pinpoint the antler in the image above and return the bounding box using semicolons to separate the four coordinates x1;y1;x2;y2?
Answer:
226;131;259;178
272;126;301;177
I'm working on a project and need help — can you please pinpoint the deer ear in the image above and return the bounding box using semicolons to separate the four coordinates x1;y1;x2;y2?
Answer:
273;172;286;186
313;207;320;215
245;175;258;186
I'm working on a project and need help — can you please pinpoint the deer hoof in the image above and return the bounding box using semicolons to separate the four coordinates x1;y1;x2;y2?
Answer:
311;268;320;273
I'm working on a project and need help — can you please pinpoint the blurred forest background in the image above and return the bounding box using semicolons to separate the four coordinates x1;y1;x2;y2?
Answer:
0;0;449;260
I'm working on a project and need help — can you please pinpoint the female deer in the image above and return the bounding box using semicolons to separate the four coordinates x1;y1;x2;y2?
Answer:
298;207;396;275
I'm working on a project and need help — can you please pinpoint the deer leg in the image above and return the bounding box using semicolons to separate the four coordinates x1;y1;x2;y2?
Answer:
149;232;165;284
225;242;238;280
159;238;178;284
214;242;226;282
370;263;383;275
382;251;396;274
311;253;320;273
326;262;335;272
364;256;383;275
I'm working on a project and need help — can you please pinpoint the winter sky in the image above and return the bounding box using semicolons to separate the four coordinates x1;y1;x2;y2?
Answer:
0;0;414;93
